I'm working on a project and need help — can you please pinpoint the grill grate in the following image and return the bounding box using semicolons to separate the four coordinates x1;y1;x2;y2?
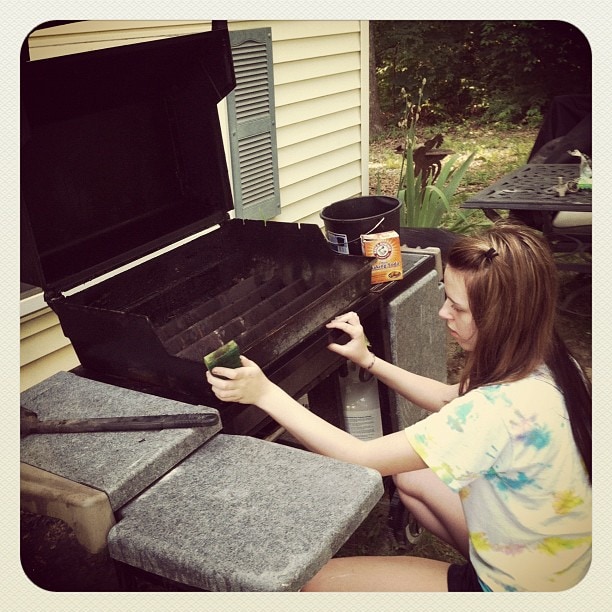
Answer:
155;272;332;360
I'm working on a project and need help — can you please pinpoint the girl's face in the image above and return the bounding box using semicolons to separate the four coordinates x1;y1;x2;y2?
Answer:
439;265;478;352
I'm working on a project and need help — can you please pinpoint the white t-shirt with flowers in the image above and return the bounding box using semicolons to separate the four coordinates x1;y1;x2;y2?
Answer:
404;366;591;592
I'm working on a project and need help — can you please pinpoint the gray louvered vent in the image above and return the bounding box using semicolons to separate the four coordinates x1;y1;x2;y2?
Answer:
228;29;280;219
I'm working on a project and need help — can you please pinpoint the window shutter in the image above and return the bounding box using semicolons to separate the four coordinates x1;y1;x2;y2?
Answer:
227;28;280;220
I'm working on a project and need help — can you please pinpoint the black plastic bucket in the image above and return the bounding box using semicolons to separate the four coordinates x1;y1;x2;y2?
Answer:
320;196;401;255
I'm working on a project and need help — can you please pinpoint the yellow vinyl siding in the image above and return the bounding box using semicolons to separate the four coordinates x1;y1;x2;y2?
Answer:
27;21;214;58
20;308;79;391
277;90;361;126
231;21;359;41
275;71;362;106
278;179;363;225
280;143;362;189
277;106;362;150
268;24;365;223
273;52;361;85
281;161;362;205
272;31;361;62
279;125;361;167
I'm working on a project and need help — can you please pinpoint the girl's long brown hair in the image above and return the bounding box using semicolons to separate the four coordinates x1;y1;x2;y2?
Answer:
448;220;591;481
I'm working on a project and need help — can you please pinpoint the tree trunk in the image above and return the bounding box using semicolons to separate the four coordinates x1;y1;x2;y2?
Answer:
369;24;384;138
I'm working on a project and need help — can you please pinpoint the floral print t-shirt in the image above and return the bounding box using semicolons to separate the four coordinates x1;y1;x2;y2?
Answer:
404;366;591;591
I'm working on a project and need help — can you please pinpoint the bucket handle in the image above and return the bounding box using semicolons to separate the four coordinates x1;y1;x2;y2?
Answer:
325;216;386;245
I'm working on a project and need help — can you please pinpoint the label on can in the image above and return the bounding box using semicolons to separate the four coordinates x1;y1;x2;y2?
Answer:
361;230;404;284
327;231;350;255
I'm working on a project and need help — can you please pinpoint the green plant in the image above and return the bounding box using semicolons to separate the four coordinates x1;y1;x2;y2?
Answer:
396;80;475;228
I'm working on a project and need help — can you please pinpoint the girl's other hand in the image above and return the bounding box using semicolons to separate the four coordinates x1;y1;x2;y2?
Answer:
326;311;372;369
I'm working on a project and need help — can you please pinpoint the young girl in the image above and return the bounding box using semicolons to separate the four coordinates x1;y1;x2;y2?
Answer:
206;221;591;592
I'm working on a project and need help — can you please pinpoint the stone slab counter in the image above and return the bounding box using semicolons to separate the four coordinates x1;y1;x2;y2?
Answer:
386;268;447;429
108;434;383;591
20;371;221;510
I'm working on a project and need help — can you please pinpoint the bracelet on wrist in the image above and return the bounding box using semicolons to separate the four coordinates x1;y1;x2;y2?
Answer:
365;353;376;370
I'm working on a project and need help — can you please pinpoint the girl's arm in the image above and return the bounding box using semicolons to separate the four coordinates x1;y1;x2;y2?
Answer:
363;357;459;412
326;312;459;412
206;358;426;477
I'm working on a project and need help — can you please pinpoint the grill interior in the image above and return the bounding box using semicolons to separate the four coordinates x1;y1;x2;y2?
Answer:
66;221;371;374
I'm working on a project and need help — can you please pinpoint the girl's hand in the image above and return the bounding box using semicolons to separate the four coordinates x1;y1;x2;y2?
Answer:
326;312;372;369
206;355;274;406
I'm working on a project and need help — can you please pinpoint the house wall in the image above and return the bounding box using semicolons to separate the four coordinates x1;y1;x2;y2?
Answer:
21;19;369;390
20;305;80;392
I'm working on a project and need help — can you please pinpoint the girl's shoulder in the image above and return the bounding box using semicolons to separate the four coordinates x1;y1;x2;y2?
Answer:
477;365;558;396
469;365;564;415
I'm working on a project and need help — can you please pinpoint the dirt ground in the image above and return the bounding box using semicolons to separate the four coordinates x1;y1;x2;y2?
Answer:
19;271;590;592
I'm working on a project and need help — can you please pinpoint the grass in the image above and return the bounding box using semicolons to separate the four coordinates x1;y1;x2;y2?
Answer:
369;120;539;233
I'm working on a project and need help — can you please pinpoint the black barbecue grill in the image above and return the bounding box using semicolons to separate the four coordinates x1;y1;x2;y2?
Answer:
21;23;435;437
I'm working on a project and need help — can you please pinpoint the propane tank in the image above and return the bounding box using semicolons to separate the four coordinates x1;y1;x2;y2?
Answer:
340;360;383;440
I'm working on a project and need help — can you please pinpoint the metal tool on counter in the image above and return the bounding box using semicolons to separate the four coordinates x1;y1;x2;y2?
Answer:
20;407;219;436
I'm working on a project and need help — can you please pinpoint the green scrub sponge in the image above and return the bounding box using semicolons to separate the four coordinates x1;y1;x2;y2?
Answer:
204;340;242;373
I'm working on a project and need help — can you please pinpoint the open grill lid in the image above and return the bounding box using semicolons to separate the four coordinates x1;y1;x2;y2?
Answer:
21;24;236;294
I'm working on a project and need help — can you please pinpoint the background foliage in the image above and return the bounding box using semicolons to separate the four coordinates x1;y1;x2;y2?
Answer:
371;20;592;128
